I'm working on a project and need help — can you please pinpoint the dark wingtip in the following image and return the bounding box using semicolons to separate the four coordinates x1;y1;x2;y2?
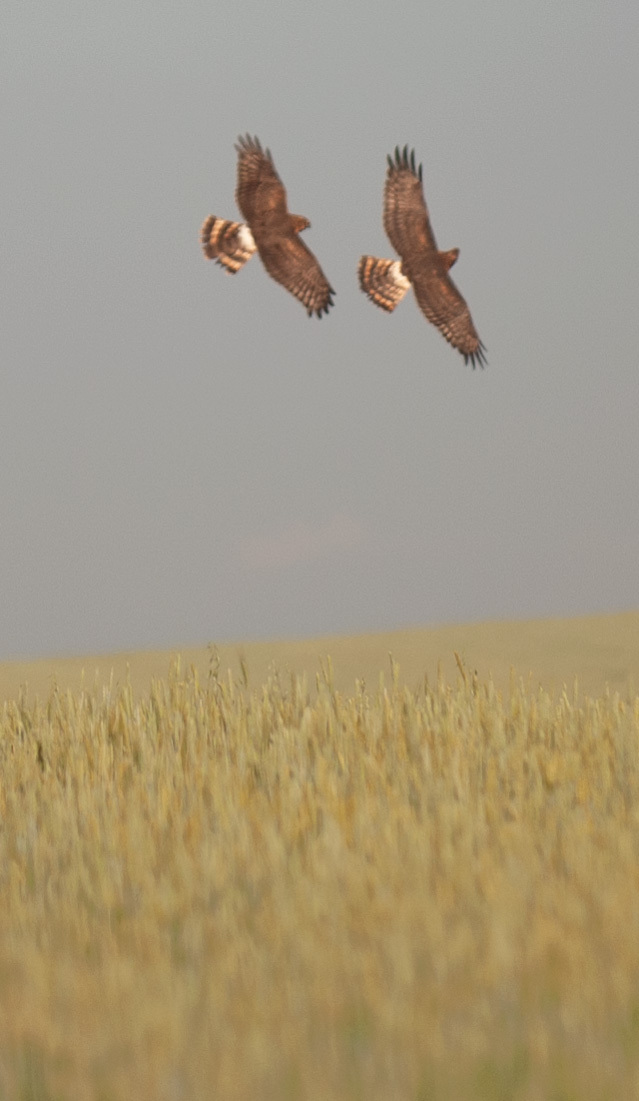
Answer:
388;146;421;179
311;288;336;319
468;341;488;369
235;133;264;156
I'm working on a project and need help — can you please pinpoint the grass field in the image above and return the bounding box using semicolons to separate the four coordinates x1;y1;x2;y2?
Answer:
0;611;638;1099
2;609;638;704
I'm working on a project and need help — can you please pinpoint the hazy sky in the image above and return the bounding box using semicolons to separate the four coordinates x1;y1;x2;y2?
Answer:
2;0;638;660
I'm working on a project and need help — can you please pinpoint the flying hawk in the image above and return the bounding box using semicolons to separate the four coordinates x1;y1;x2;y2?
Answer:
201;135;334;318
358;146;486;367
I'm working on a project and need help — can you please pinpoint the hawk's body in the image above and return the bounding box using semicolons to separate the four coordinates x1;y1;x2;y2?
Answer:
201;135;334;318
359;147;486;367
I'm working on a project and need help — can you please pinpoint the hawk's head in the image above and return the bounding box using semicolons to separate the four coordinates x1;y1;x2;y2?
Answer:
440;248;460;271
290;214;311;234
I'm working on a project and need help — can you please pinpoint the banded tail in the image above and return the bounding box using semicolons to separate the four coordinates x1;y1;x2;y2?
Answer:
200;216;256;273
358;256;411;313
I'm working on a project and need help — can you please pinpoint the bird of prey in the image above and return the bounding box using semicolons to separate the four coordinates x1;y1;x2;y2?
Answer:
201;135;334;318
358;146;486;366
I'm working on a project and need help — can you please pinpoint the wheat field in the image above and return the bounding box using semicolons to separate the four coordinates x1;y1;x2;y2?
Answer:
2;610;638;704
1;614;639;1098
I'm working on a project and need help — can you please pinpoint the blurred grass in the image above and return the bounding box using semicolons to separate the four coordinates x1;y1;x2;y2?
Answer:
0;613;638;1098
1;609;637;704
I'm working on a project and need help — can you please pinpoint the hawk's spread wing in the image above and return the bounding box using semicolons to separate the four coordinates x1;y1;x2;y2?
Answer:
234;134;288;234
257;232;334;317
410;263;486;367
383;146;438;263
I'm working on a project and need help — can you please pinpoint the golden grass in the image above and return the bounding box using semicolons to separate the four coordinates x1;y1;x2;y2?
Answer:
1;640;639;1099
2;609;638;704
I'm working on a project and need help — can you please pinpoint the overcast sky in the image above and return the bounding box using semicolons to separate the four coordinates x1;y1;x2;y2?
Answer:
2;0;638;660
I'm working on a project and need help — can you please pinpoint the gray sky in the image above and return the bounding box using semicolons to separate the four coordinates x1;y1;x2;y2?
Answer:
2;0;638;660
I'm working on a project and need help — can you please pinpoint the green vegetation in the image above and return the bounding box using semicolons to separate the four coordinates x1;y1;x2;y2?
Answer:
0;631;638;1098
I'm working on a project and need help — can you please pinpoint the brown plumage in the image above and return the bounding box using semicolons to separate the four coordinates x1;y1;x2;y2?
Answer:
201;135;334;318
358;146;486;367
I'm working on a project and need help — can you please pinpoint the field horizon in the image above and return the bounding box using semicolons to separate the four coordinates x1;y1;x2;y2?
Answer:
1;608;637;704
